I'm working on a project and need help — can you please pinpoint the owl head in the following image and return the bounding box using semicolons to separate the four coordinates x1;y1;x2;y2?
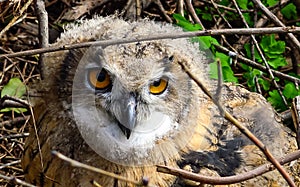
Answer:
46;16;213;166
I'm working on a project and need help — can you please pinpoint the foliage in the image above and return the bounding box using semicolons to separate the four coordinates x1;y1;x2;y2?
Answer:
0;78;27;113
173;0;300;111
281;3;297;20
173;14;238;83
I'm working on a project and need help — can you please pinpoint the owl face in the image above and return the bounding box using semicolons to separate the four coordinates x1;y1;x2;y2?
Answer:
53;18;211;166
68;42;199;166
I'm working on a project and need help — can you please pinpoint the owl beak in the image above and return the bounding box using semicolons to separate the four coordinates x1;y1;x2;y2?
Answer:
116;93;137;139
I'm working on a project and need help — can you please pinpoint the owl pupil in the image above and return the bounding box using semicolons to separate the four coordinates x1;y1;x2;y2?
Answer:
153;80;161;87
97;70;106;82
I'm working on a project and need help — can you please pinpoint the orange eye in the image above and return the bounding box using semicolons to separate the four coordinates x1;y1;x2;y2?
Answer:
88;69;111;90
149;79;168;95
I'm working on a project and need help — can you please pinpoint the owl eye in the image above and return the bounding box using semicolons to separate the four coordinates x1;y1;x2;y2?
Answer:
149;79;168;95
88;69;112;91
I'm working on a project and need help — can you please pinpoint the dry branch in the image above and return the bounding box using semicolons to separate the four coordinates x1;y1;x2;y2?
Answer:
252;0;300;52
35;0;49;79
214;44;300;84
157;150;300;185
52;151;155;187
0;0;34;38
0;173;36;187
1;27;300;60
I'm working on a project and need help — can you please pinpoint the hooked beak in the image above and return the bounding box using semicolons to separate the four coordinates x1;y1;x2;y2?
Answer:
116;93;137;139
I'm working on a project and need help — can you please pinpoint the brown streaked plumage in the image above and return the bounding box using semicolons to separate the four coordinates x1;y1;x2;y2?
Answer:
22;17;299;187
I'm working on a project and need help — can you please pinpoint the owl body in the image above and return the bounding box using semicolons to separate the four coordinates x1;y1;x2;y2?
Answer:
22;17;299;187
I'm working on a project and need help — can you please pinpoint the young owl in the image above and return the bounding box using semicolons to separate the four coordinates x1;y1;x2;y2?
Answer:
21;16;299;187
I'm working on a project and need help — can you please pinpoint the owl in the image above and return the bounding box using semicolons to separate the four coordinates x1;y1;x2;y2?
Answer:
21;16;299;187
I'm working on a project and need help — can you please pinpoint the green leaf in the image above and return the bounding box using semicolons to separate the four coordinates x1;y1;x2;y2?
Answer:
260;34;273;52
0;78;27;113
209;52;238;82
237;0;248;10
243;69;262;91
1;78;26;98
258;34;287;68
222;66;238;82
244;43;262;62
281;3;297;20
0;107;27;113
173;14;202;31
219;0;230;6
202;13;213;21
243;13;254;27
267;57;287;69
283;82;300;99
196;8;213;21
266;0;278;6
258;78;270;91
197;36;219;50
267;90;287;111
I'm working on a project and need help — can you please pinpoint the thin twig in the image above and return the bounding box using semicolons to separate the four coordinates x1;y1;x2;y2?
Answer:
0;173;37;187
0;95;30;109
35;0;49;79
232;0;288;107
177;60;296;187
29;105;44;177
52;151;156;187
1;27;300;59
177;0;184;16
0;133;30;140
0;160;21;170
214;59;224;115
0;0;34;38
252;0;300;52
153;0;172;23
157;150;300;185
184;0;205;29
214;44;300;84
0;116;30;128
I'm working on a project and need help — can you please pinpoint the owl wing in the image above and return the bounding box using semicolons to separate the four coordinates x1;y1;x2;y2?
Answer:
175;83;299;187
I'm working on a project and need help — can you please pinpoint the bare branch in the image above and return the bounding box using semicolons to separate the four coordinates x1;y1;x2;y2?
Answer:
1;27;300;60
237;0;287;107
0;0;34;38
214;44;300;84
0;173;37;187
35;0;49;79
52;151;156;187
157;150;300;185
252;0;300;53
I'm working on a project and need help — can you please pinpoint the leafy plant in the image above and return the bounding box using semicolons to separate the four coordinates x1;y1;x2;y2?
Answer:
242;34;300;111
173;14;237;82
0;78;27;113
281;3;297;20
173;4;300;111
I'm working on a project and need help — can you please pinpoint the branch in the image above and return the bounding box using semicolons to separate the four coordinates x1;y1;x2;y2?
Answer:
52;151;156;187
251;0;300;52
214;44;300;84
1;27;300;59
0;0;34;38
35;0;49;79
157;150;300;185
0;173;36;187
